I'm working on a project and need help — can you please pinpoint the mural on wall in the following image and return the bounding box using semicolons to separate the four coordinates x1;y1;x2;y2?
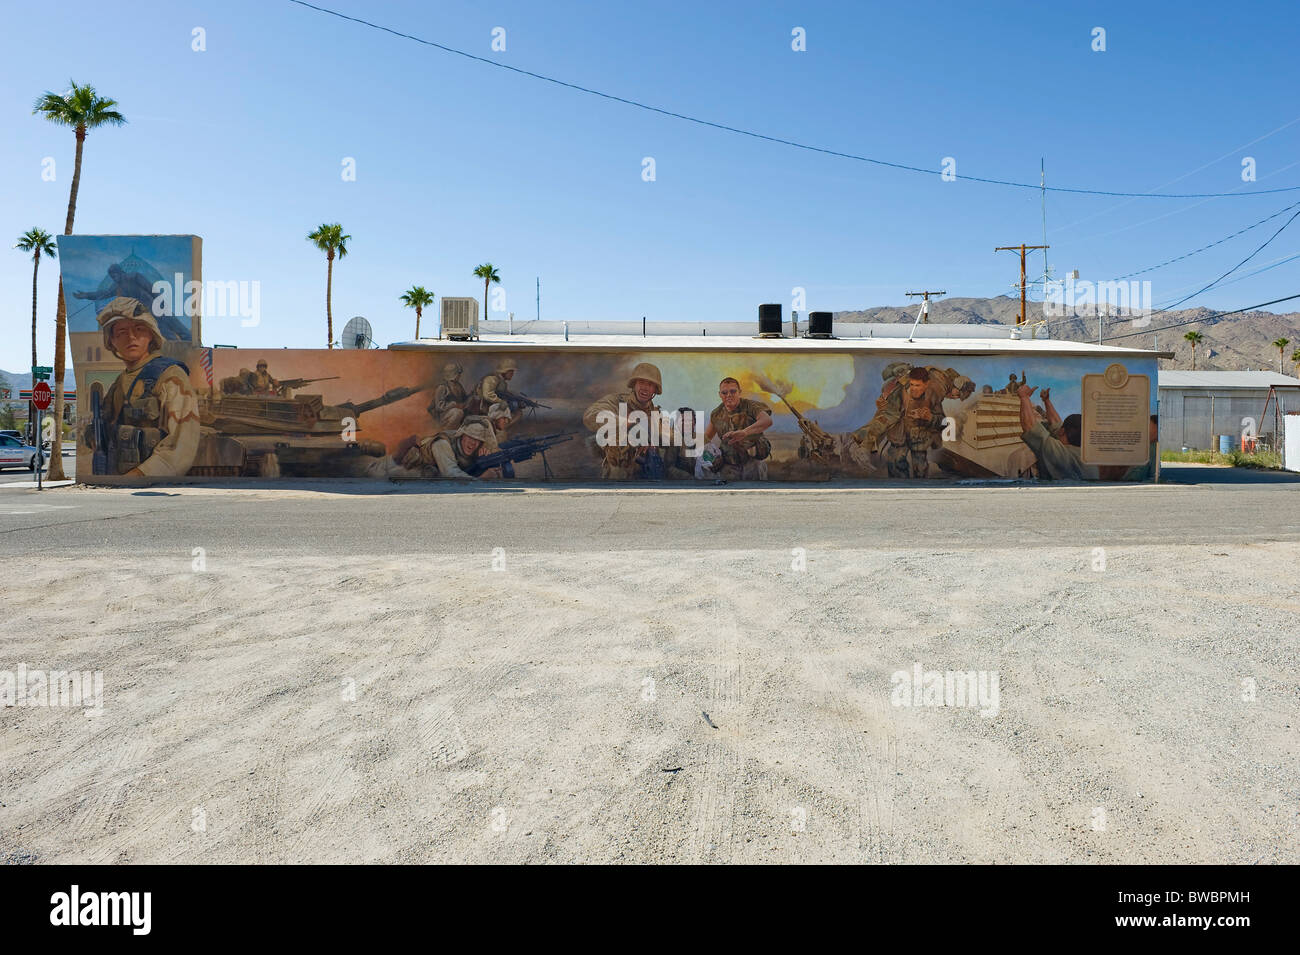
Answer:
57;235;201;346
73;344;1158;484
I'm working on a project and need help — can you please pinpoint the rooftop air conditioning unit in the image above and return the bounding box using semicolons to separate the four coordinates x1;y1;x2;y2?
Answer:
441;297;479;341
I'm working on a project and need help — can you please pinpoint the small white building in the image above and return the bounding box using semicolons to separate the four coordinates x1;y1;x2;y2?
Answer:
1157;370;1300;451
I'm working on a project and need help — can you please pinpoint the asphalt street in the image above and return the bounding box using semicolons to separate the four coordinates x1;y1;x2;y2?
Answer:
1;464;1298;556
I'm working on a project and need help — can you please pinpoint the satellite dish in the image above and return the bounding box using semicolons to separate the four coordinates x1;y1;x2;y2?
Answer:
341;316;374;349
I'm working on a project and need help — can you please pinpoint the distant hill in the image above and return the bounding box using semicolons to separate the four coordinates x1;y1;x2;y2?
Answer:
0;367;77;398
835;296;1300;373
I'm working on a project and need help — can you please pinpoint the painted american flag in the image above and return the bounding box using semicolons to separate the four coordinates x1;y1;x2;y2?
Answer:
199;348;213;389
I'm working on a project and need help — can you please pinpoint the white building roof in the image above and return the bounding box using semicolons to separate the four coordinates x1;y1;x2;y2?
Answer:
391;333;1165;359
1158;371;1300;389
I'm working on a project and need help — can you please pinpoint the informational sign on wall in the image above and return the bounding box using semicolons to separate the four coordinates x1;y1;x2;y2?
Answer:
1081;363;1151;466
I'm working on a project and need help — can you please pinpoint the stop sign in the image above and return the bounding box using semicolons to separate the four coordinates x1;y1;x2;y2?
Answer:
32;381;52;410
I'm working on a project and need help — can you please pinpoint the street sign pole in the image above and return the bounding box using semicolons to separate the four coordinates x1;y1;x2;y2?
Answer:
32;379;52;490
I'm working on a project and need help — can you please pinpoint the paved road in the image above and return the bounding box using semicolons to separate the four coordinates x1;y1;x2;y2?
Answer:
1;466;1297;556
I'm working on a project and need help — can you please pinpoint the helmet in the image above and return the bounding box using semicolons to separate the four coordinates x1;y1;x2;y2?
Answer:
256;359;268;370
626;362;663;394
953;375;974;397
882;361;910;381
441;361;463;381
496;359;518;375
97;297;163;358
455;421;494;444
487;401;511;420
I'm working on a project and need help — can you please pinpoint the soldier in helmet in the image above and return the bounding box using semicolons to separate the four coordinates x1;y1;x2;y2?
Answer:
248;359;279;395
391;420;498;479
485;400;522;445
466;359;519;417
583;362;664;479
87;296;199;477
704;377;773;480
881;367;946;478
429;361;470;430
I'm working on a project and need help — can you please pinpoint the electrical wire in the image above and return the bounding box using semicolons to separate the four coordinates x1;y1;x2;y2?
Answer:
285;0;1300;201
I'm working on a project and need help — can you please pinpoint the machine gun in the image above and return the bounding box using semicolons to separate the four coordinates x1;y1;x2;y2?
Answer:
275;376;339;395
771;393;839;465
90;386;109;475
468;432;573;479
499;388;550;415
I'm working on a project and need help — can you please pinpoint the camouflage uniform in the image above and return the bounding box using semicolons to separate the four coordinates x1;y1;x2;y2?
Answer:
708;397;772;481
249;362;278;394
583;362;663;480
466;360;518;417
429;361;469;430
883;380;945;479
90;297;200;477
398;421;493;478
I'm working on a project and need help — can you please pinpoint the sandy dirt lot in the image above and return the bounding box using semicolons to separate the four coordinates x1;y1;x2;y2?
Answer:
1;480;1296;863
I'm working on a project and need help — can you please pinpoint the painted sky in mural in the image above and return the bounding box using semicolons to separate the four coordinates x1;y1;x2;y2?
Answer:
57;235;199;342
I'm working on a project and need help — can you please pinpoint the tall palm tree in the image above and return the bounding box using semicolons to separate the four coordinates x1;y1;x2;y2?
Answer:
14;227;57;388
307;224;350;347
399;286;434;339
1272;337;1290;374
473;263;501;323
32;81;125;481
1184;330;1204;370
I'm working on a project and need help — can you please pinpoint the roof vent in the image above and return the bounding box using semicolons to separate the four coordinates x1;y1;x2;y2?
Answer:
757;303;784;338
805;311;834;339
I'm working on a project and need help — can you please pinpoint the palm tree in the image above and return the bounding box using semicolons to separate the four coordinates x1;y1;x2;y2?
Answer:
1184;330;1204;370
399;286;434;339
1292;349;1300;375
32;81;125;480
307;224;350;347
1272;337;1290;374
14;227;57;391
473;263;501;323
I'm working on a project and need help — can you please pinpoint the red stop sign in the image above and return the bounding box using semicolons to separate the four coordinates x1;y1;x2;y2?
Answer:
32;381;52;410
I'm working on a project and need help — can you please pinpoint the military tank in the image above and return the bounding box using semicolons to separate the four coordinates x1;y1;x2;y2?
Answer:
190;384;428;477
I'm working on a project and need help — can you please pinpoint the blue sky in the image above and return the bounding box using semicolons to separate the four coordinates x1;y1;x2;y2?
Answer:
4;0;1300;371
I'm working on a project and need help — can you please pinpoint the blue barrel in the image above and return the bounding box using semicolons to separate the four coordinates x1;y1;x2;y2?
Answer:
1218;434;1233;454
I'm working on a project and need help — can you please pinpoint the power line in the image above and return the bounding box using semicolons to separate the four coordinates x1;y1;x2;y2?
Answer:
1103;293;1300;341
285;0;1300;201
1157;207;1300;310
1111;199;1300;281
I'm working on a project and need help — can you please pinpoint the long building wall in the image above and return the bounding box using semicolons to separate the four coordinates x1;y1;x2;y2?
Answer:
74;343;1159;484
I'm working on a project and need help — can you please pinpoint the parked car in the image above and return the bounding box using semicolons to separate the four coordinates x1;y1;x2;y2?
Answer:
0;429;22;439
0;434;43;471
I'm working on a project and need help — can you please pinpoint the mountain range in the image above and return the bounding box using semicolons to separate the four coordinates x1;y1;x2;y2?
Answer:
835;295;1300;375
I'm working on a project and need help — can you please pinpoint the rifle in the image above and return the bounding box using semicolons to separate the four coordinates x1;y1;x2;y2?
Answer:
771;393;839;464
276;376;340;394
499;388;550;414
91;387;109;475
469;432;573;479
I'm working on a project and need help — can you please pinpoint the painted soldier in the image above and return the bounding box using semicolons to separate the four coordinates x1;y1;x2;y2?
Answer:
248;359;278;394
583;362;663;479
882;367;946;478
392;420;496;479
705;377;773;480
429;361;470;430
466;359;518;417
88;297;199;477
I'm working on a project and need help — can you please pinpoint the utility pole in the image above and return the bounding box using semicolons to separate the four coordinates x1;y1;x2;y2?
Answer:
995;244;1049;325
906;290;946;342
536;277;540;322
